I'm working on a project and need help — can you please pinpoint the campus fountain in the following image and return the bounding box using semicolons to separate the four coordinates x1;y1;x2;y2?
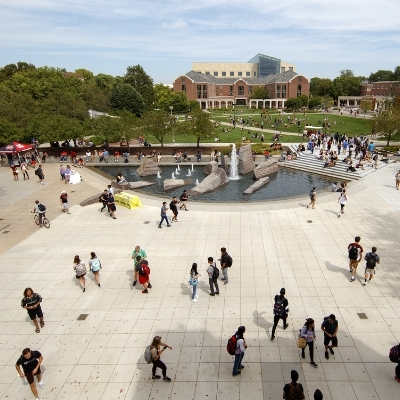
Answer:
157;171;161;178
187;169;192;176
177;165;180;170
196;179;199;185
191;164;194;171
229;144;239;180
172;172;175;179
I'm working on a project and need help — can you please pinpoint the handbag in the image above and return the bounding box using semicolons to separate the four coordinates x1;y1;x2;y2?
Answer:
297;337;307;349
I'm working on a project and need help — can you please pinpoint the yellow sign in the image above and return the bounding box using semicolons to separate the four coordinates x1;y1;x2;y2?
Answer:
114;192;142;210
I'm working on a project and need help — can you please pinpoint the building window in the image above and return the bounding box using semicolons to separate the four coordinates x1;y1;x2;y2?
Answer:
248;86;252;95
222;72;226;76
254;72;256;76
298;76;302;82
202;85;207;98
182;85;186;93
229;86;233;96
238;86;244;95
276;84;281;98
238;72;242;77
197;85;201;99
246;72;250;76
281;67;285;73
297;85;302;96
214;72;218;77
205;71;210;75
230;72;234;77
181;77;186;83
289;67;293;71
282;84;286;98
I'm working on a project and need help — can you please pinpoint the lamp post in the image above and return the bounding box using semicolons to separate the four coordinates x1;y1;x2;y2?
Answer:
169;105;173;117
169;106;175;142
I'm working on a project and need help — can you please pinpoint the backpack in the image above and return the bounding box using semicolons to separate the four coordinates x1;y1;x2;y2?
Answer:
309;190;315;200
35;169;39;175
90;258;101;272
366;253;377;269
37;203;46;212
287;382;303;400
348;245;358;260
227;335;237;355
373;154;378;161
144;345;153;364
389;344;400;363
139;262;150;277
226;254;233;267
273;296;285;317
211;263;219;279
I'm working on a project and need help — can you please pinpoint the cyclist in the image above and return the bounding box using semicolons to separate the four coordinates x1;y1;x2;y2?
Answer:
33;200;46;226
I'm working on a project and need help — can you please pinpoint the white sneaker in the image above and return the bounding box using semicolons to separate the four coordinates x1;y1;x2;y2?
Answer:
192;299;197;303
195;295;199;299
38;382;44;389
350;277;355;282
362;281;367;285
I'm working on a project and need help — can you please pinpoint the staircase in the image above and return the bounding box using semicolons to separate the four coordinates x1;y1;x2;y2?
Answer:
278;145;392;181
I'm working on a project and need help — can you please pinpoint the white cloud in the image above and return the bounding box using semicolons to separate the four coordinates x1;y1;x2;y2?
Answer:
161;19;187;29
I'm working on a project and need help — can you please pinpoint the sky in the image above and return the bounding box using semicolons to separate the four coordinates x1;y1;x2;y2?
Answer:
1;0;399;84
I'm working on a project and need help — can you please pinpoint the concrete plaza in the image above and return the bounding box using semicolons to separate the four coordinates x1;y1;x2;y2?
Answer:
0;160;399;400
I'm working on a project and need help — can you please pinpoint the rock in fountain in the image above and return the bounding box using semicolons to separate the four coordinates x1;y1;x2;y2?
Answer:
238;144;255;174
253;159;278;179
229;144;239;180
191;161;228;194
243;177;270;194
136;159;161;177
164;179;186;190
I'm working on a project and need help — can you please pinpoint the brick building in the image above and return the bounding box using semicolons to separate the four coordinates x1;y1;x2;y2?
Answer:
173;69;310;109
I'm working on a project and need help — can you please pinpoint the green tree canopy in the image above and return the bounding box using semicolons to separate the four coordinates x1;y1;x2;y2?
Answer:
0;120;23;145
285;97;303;110
124;65;155;110
154;83;173;111
310;77;332;97
249;86;269;99
308;95;322;109
360;99;374;118
177;110;215;147
141;110;173;147
110;82;145;116
368;69;394;83
329;70;362;100
85;115;123;146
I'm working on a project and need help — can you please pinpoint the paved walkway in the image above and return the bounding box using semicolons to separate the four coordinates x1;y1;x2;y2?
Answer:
0;160;400;399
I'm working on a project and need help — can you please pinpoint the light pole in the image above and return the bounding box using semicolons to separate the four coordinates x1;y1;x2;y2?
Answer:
169;106;175;142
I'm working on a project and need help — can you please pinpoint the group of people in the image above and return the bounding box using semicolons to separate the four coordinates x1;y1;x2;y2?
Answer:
99;185;117;219
159;190;189;228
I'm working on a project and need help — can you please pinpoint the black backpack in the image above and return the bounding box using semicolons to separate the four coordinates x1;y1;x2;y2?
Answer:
287;383;303;400
211;263;219;279
226;254;233;267
37;203;46;212
348;245;358;260
273;296;285;317
366;253;377;269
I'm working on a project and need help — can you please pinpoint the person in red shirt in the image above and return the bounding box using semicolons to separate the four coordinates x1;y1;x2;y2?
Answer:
348;236;363;282
114;151;120;162
60;151;68;163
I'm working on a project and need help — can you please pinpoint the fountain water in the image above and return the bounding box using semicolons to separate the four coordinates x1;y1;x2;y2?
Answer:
175;168;180;175
157;171;161;178
191;164;194;171
187;169;192;176
172;172;175;179
195;179;199;185
177;165;180;170
229;144;239;180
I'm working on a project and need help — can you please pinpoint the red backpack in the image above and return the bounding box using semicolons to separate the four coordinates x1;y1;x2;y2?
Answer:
227;335;237;355
138;261;150;277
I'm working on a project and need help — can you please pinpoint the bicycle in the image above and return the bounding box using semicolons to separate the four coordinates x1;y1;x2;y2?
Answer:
31;211;50;228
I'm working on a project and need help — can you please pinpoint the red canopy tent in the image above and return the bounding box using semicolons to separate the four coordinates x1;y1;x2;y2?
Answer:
0;141;33;153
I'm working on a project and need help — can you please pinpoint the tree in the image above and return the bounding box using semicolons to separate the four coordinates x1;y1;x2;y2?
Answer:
110;83;145;116
297;94;309;108
0;62;35;83
189;100;200;111
285;97;302;110
94;73;120;92
84;115;122;146
321;95;334;110
310;77;332;97
177;110;215;147
249;86;269;99
124;65;155;110
75;68;94;82
371;101;400;146
0;120;23;145
170;91;190;113
368;69;394;83
329;70;362;101
141;110;172;147
308;95;322;109
360;99;373;119
154;83;173;111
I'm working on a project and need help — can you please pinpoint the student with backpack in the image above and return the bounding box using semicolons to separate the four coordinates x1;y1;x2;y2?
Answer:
207;257;219;296
231;326;247;376
271;288;289;340
363;246;380;285
348;236;363;282
88;252;102;287
136;256;151;293
146;336;172;382
283;370;305;400
33;200;46;226
389;344;400;382
219;247;232;285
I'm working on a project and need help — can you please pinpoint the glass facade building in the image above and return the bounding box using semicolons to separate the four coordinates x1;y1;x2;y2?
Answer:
248;53;281;77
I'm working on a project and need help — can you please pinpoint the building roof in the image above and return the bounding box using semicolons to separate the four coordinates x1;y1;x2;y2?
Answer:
184;70;298;85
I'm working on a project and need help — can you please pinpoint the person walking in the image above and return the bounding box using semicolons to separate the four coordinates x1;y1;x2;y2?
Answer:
35;164;45;185
307;187;316;209
159;201;171;228
73;255;87;292
11;165;19;181
132;245;147;286
189;263;200;303
283;370;305;400
179;190;189;211
395;170;400;190
299;318;318;368
15;348;44;400
321;314;338;359
207;257;220;297
136;256;151;293
99;189;108;212
271;288;289;340
21;162;29;180
88;252;101;287
363;246;380;285
60;191;71;214
149;336;172;381
348;236;363;282
219;247;232;285
59;164;65;181
338;189;348;217
314;389;324;400
170;196;179;222
64;164;71;184
21;288;44;334
107;192;117;219
232;326;247;376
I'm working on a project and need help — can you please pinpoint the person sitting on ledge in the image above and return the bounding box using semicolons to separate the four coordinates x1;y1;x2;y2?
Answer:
381;154;390;163
346;161;356;172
